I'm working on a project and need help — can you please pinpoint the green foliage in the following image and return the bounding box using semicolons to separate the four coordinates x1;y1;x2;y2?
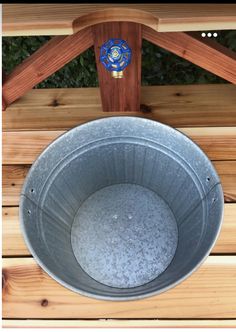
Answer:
2;30;236;87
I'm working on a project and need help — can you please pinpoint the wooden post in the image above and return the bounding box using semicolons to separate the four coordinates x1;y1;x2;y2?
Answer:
142;26;236;84
93;22;142;112
2;96;7;112
2;27;93;107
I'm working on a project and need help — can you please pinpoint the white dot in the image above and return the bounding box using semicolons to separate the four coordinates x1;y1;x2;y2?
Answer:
213;32;218;38
207;32;212;38
201;32;206;37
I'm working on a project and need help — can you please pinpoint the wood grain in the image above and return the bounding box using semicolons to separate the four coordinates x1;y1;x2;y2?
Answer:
3;85;236;130
3;128;236;165
3;131;63;165
2;319;236;328
2;165;30;206
2;96;7;112
3;256;236;318
183;127;236;161
142;26;236;84
93;22;141;112
3;27;93;107
2;203;236;257
214;204;236;253
2;207;29;256
3;4;236;36
214;161;236;203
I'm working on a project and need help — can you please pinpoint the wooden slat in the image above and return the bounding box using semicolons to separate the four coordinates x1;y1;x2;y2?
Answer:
3;4;236;36
182;127;236;161
93;22;141;112
3;207;28;256
2;319;236;328
3;85;236;130
142;26;236;84
3;131;62;165
2;165;29;206
3;256;236;318
214;204;236;253
3;128;236;165
3;28;93;108
214;161;236;203
2;204;236;257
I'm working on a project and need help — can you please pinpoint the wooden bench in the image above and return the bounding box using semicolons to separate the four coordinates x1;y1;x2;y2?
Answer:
2;4;236;328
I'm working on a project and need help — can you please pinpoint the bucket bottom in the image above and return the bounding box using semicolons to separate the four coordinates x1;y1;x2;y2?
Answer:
71;184;178;288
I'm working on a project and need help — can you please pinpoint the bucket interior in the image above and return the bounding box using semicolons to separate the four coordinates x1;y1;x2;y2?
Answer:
20;117;223;300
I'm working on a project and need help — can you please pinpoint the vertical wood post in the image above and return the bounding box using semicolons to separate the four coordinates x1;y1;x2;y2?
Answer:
93;22;142;112
2;28;93;108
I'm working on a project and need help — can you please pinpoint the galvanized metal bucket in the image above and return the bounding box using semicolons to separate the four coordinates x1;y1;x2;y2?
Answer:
20;117;224;301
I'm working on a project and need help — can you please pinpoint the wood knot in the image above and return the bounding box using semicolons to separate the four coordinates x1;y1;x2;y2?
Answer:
50;99;59;107
37;72;44;78
41;299;48;307
140;104;152;114
11;183;15;187
175;92;182;97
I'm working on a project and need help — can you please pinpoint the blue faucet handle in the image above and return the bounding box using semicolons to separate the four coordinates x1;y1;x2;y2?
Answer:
100;38;132;78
